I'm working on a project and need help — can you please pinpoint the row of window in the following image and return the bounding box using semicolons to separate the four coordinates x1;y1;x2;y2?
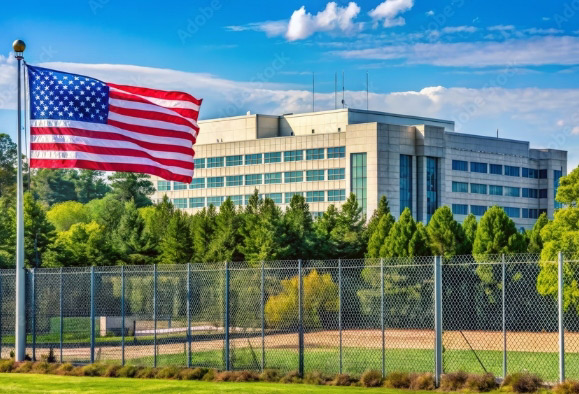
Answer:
452;204;545;219
452;160;547;178
171;189;346;209
158;168;346;191
452;181;548;199
194;147;346;170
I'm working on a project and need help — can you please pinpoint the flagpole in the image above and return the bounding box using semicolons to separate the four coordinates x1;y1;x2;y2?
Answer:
13;39;26;362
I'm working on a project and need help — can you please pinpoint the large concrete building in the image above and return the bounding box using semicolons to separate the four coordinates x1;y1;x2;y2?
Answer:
150;108;567;229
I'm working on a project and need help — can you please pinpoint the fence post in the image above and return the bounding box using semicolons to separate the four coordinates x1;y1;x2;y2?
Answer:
502;254;507;379
338;258;342;375
59;267;63;363
224;261;230;371
153;264;157;368
298;259;304;378
121;265;125;366
261;261;265;372
558;251;565;383
90;266;95;364
0;273;2;358
187;263;191;368
381;257;385;378
31;268;36;361
434;256;443;387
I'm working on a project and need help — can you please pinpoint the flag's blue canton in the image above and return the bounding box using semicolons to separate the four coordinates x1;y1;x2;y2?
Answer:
28;65;109;124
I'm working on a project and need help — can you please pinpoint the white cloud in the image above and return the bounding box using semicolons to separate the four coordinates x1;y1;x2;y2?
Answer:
441;26;478;34
369;0;414;28
573;126;579;135
225;20;287;37
286;2;362;41
523;28;564;35
426;10;434;16
488;25;516;31
332;36;579;67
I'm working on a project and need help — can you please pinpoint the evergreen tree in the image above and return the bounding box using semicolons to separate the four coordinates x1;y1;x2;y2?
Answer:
382;208;416;257
366;195;391;242
191;206;216;263
206;198;242;262
0;195;15;266
409;222;432;257
108;172;154;207
240;197;287;262
527;212;548;254
145;195;175;252
0;133;17;198
282;194;315;259
314;204;339;258
366;211;395;258
473;206;527;256
23;192;56;267
159;210;193;264
74;170;110;203
461;214;478;254
113;200;156;265
31;169;77;206
427;206;468;257
330;193;366;258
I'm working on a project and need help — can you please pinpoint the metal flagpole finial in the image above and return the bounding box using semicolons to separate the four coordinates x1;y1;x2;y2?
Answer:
12;40;26;58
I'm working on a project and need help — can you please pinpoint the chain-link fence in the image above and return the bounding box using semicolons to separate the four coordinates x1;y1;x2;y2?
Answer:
1;254;578;383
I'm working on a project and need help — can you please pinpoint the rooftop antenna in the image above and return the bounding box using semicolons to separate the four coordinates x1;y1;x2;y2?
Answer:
497;128;499;138
341;71;345;108
312;72;315;112
366;71;369;111
334;72;337;110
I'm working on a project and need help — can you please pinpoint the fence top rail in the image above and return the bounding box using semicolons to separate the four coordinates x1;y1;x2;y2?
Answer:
0;253;564;275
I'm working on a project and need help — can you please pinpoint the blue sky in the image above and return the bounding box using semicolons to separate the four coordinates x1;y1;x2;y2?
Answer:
1;0;579;167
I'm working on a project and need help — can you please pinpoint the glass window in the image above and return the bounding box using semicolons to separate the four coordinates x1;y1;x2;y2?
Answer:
504;186;520;197
226;155;243;167
504;166;520;177
306;148;324;160
503;206;520;218
172;198;187;209
522;188;538;198
285;192;303;204
284;171;303;183
306;191;325;203
264;172;282;184
328;168;345;180
470;183;487;195
229;195;243;206
245;174;262;185
284;150;303;162
207;196;224;207
522;168;538;178
207;176;224;188
400;155;412;214
452;204;468;215
311;212;324;219
555;169;563;209
327;146;345;159
522;208;539;219
190;178;205;189
207;157;224;168
194;158;205;169
539;169;547;179
471;205;487;216
157;181;171;191
452;181;468;193
489;185;503;196
173;182;187;190
328;189;346;202
490;164;503;175
452;160;468;171
265;193;282;204
245;153;262;165
539;189;547;199
306;170;324;182
470;162;488;174
226;175;243;187
426;157;438;222
264;152;281;163
189;197;205;208
352;153;367;212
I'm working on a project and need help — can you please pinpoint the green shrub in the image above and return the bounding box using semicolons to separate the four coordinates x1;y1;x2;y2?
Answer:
135;367;157;379
82;363;106;377
409;373;435;390
304;371;330;385
103;364;121;378
260;369;282;382
554;381;579;394
360;370;383;388
55;362;75;375
503;373;542;393
178;367;209;380
14;361;34;373
31;361;56;374
117;365;139;378
330;373;353;386
465;373;498;392
201;368;216;381
384;371;411;388
156;366;180;379
0;359;15;373
280;370;302;384
441;370;469;391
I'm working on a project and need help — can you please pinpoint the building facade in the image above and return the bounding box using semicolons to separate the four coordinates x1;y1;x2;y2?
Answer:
150;108;567;229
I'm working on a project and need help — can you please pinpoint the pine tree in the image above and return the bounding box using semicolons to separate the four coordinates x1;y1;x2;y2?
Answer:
366;212;395;258
330;193;366;258
23;192;56;267
108;172;154;207
473;206;527;255
527;212;548;254
113;200;156;265
382;208;416;257
461;214;478;254
159;210;193;264
191;206;216;263
282;194;315;259
427;206;467;257
206;198;242;262
31;169;77;206
366;195;391;242
409;222;432;257
314;204;339;259
240;197;287;262
74;170;110;203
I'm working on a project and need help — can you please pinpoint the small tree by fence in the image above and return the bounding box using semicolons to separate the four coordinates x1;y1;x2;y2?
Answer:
0;253;578;383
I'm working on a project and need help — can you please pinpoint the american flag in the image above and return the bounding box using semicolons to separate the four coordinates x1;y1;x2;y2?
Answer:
27;65;202;183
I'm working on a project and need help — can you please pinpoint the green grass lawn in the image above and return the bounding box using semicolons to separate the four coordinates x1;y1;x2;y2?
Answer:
0;373;434;393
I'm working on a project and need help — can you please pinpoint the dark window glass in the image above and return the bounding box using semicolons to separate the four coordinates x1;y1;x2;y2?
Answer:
400;155;412;213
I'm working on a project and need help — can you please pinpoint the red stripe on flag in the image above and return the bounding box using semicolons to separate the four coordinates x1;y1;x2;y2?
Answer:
31;127;195;156
31;143;194;170
107;83;203;105
107;119;196;143
30;159;193;183
109;104;197;130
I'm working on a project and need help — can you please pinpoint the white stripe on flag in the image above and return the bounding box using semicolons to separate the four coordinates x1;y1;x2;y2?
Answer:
108;111;194;133
109;98;198;127
109;87;201;111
